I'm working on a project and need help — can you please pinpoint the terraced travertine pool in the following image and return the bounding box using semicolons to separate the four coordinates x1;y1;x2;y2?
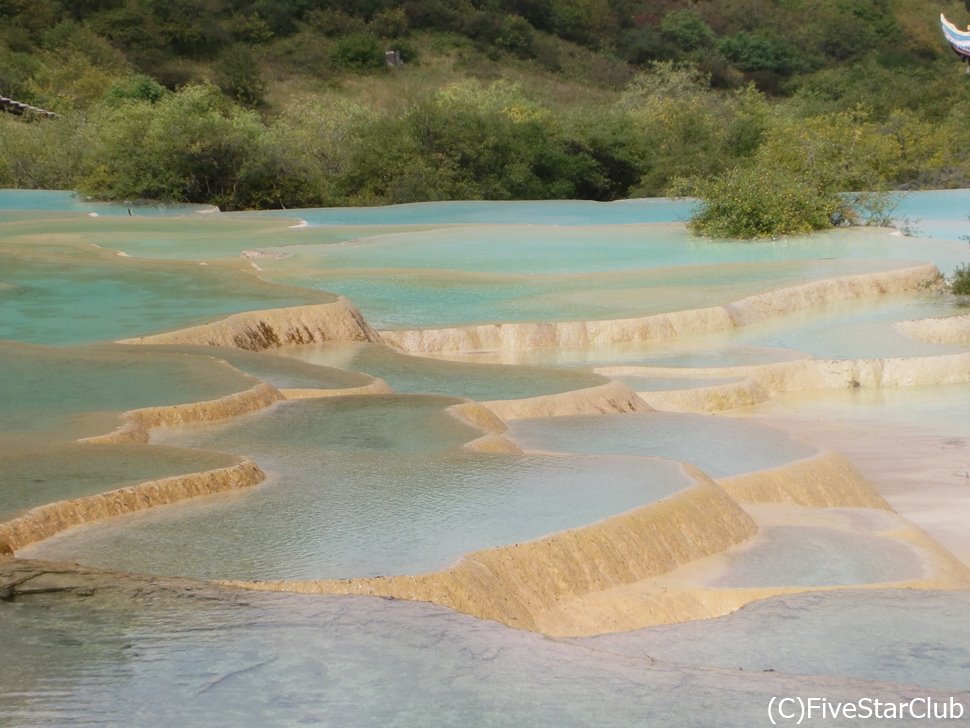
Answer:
1;188;968;726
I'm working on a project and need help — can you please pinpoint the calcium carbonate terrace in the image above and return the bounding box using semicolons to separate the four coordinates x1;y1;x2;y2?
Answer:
1;188;968;726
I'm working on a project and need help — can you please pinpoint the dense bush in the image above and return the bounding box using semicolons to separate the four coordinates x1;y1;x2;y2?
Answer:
78;84;268;208
680;107;906;238
952;263;970;296
681;164;843;239
329;32;385;70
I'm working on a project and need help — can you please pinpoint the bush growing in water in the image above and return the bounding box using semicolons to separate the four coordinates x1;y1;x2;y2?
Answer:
680;165;839;238
682;109;902;238
952;263;970;296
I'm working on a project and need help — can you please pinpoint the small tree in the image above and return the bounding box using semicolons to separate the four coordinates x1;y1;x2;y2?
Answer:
680;163;842;239
215;45;267;108
330;33;385;71
951;263;970;296
682;108;902;239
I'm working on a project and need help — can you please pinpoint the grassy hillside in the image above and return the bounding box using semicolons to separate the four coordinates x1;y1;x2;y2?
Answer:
3;0;970;223
3;0;968;112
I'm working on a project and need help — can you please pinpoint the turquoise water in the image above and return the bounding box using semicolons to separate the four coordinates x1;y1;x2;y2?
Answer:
754;383;970;435
248;197;698;226
429;293;964;368
279;342;606;400
0;442;237;521
1;190;968;726
0;189;213;216
588;294;967;364
419;343;807;371
508;412;818;478
258;225;949;275
892;188;970;242
162;345;375;391
0;342;258;440
713;294;967;360
24;396;692;579
0;240;329;345
260;257;909;329
0;213;319;260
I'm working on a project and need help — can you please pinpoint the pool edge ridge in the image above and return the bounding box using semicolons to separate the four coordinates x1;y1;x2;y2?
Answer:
378;263;943;354
80;382;286;444
218;467;759;635
0;458;265;554
484;380;652;420
605;350;970;414
116;297;382;351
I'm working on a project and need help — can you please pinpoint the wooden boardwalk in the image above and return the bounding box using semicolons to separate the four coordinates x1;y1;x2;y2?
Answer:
0;96;56;119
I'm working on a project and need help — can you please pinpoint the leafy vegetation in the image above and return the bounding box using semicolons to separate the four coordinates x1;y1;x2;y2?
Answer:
2;0;970;235
952;263;970;296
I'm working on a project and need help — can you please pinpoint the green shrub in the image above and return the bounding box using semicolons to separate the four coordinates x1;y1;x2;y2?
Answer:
718;31;798;75
215;45;266;107
330;32;385;70
660;10;714;53
952;263;970;296
105;74;168;104
682;164;842;239
79;84;267;208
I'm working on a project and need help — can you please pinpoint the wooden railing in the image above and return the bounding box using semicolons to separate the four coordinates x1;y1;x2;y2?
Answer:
0;96;57;119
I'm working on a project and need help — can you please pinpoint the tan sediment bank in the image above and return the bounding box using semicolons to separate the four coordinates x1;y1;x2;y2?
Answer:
1;380;512;558
603;351;970;413
535;507;970;637
0;459;264;553
379;264;941;354
894;312;970;345
221;447;970;635
278;378;394;401
82;382;285;444
223;468;758;632
484;379;652;420
446;400;522;453
716;451;891;510
118;298;382;351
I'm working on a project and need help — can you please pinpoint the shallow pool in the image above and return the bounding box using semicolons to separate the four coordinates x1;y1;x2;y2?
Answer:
705;526;925;587
0;342;258;440
23;396;693;579
279;342;606;400
0;240;329;345
508;412;818;478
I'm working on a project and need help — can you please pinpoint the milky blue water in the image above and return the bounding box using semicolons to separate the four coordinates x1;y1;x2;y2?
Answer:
160;344;375;391
507;411;818;478
615;375;744;391
260;257;908;329
0;188;213;216
0;342;258;440
0;241;328;345
0;441;237;522
5;586;966;728
579;589;970;693
279;342;606;400
25;396;693;579
891;188;970;242
756;383;970;435
722;294;967;360
706;526;925;587
248;197;698;226
2;189;968;727
260;225;950;275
